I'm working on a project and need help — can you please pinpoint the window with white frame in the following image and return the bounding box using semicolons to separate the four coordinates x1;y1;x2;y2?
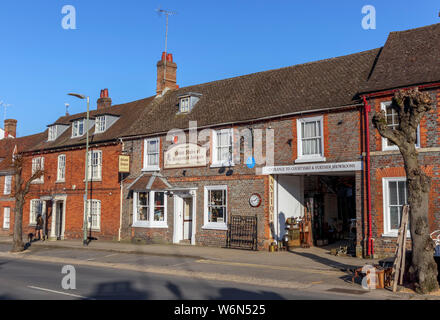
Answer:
143;138;160;171
48;126;57;141
203;186;228;230
72;119;85;137
381;101;420;150
87;150;102;180
383;178;409;236
296;116;325;162
179;97;190;113
132;191;167;228
31;157;44;183
4;175;12;195
3;207;10;229
57;155;66;182
30;199;43;226
86;200;101;230
95;116;106;133
212;129;233;166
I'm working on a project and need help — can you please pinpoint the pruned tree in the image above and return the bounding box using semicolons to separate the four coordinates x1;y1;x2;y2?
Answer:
11;154;43;253
372;88;438;293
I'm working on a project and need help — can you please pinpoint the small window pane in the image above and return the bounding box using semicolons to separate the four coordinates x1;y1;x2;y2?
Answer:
154;192;165;221
390;206;400;230
389;182;398;205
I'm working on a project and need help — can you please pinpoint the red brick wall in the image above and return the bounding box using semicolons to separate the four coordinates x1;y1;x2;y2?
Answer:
18;143;123;240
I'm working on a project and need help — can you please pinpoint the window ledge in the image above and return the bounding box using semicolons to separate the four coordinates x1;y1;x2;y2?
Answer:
132;222;168;229
31;181;44;185
210;162;235;168
29;223;36;227
202;223;228;231
381;232;411;238
142;166;160;172
55;180;65;184
295;156;326;164
83;178;102;182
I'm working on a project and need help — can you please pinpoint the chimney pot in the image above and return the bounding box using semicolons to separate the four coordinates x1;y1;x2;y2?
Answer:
166;53;173;62
161;52;167;61
97;89;112;109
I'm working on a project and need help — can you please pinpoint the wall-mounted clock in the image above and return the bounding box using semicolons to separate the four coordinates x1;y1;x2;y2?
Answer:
249;193;262;207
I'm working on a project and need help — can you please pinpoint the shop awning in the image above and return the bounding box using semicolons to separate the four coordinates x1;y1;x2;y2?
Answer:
127;173;172;192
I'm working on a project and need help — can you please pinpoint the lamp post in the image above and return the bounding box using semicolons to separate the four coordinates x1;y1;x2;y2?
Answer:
68;93;90;246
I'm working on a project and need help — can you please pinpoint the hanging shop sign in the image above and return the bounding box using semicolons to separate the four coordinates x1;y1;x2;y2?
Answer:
261;161;362;175
164;143;207;169
118;155;130;173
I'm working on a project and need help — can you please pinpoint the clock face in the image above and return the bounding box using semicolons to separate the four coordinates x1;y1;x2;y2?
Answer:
250;194;261;207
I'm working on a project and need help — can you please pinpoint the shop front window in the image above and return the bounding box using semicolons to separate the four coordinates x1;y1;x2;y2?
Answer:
203;186;228;230
133;191;167;228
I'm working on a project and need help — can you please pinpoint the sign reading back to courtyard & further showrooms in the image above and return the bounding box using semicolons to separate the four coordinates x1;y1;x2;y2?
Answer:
165;143;207;169
261;161;362;175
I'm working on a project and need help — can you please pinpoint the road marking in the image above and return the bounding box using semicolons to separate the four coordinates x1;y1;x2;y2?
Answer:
195;259;347;276
27;286;90;299
103;253;119;258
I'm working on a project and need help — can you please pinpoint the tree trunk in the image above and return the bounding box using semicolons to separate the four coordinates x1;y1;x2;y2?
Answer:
11;197;25;253
402;146;439;293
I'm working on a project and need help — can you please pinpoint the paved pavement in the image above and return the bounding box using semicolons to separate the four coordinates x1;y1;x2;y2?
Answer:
0;236;430;300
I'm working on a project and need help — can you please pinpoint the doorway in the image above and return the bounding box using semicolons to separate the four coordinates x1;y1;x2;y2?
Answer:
173;190;197;245
56;201;63;240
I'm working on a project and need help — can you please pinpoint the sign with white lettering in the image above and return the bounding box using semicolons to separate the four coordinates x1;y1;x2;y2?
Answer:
165;143;207;169
262;161;362;175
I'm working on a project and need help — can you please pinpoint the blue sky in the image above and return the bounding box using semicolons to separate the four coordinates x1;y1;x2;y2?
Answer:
0;0;438;137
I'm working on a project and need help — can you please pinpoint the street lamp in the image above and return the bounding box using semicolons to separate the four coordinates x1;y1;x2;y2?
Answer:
68;93;90;246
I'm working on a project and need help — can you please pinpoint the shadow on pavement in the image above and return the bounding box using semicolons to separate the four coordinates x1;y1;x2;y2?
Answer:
86;281;149;300
288;250;362;271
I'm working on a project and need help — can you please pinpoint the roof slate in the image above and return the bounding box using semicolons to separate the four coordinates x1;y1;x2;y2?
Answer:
361;23;440;93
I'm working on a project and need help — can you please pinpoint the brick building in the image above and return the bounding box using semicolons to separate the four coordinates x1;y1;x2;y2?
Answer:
17;90;149;241
2;23;439;258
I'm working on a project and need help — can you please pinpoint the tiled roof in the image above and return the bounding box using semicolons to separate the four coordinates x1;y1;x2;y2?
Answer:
124;48;381;137
128;173;172;192
361;23;440;94
0;132;47;173
27;97;155;152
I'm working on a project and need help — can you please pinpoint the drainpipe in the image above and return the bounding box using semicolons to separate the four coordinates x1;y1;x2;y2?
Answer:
362;95;373;257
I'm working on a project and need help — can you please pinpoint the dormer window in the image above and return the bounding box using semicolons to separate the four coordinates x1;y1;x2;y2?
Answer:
178;93;202;114
48;126;57;141
95;116;106;133
72;119;85;137
179;97;190;113
47;124;69;141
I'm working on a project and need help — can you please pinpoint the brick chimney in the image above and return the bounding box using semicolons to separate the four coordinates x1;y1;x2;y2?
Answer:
97;88;112;109
156;52;178;95
4;119;17;138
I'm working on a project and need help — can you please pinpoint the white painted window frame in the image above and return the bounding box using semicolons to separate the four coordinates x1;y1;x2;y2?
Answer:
87;150;102;181
3;207;10;229
31;157;44;183
48;126;57;141
57;154;66;182
380;101;421;151
143;138;160;172
30;199;43;226
3;175;12;195
179;96;190;113
203;185;228;230
95;116;107;134
296;116;326;163
86;199;101;231
132;191;168;228
211;129;234;168
382;177;411;238
72;119;85;138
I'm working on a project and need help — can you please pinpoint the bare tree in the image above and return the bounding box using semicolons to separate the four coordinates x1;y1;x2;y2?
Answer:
372;88;439;293
11;154;43;253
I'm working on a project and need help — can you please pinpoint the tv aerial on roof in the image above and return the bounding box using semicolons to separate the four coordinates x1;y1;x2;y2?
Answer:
156;7;177;56
0;101;12;123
